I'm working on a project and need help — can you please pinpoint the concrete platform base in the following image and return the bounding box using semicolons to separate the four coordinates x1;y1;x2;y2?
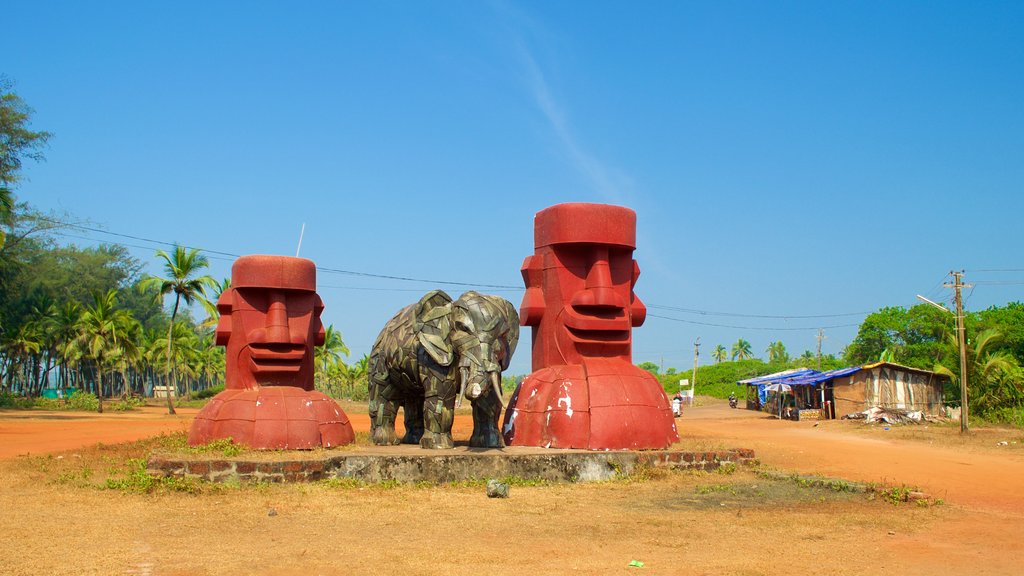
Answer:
147;446;756;484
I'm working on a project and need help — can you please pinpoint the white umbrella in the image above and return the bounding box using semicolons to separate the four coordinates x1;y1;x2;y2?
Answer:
763;383;792;418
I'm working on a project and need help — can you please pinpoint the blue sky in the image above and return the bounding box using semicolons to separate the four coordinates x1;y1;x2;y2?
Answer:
5;1;1023;376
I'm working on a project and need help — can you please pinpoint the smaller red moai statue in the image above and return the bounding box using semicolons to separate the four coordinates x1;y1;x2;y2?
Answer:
502;203;678;449
189;255;355;449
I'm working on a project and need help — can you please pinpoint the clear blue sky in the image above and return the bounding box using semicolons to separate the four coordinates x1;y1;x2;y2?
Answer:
5;1;1023;376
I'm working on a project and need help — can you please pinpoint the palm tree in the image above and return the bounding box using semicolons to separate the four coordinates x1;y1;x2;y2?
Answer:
52;301;82;393
141;245;215;414
315;325;350;373
75;290;134;413
731;338;753;361
712;344;727;364
766;341;789;363
198;277;231;331
935;329;1022;416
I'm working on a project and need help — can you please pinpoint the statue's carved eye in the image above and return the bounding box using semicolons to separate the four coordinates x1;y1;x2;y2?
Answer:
455;320;473;333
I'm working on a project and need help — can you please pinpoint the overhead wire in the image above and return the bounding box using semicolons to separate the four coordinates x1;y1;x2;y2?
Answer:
29;214;1001;325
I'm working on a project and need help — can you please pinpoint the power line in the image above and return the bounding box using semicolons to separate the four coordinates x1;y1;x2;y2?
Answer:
647;313;861;331
966;268;1024;273
37;215;522;290
31;214;962;321
646;304;870;319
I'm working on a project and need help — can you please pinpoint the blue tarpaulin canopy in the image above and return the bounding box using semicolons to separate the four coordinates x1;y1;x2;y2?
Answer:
738;366;862;405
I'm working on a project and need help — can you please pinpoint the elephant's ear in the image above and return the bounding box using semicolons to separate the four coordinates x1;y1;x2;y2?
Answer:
487;296;520;371
414;290;454;366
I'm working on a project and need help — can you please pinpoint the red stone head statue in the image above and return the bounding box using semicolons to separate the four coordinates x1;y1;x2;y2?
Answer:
519;203;647;370
215;255;325;391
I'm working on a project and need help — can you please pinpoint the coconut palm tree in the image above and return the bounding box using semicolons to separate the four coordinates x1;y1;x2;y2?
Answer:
766;341;789;363
935;329;1022;416
315;325;350;373
198;277;231;331
52;301;82;393
712;344;727;364
731;338;753;361
75;290;135;413
141;245;215;414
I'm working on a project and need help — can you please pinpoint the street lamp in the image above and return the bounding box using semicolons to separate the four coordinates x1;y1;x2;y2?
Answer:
916;294;969;433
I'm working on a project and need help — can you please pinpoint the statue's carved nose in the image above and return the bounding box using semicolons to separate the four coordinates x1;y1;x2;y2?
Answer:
264;292;290;342
572;247;625;309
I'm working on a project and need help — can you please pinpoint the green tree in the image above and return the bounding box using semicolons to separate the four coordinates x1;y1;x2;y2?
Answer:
712;344;727;364
935;329;1023;419
74;290;135;412
731;338;753;361
766;341;789;363
638;361;660;375
140;246;215;413
844;305;952;369
0;78;52;249
315;325;350;374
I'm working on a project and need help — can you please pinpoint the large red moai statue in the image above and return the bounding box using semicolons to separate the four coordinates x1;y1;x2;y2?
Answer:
501;203;678;449
188;255;355;449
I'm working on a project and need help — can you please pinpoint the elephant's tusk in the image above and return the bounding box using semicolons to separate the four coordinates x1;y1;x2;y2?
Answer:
491;371;505;409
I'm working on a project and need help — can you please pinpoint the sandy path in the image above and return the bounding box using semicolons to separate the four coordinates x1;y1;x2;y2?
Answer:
678;403;1024;515
2;400;1024;574
4;401;1023;517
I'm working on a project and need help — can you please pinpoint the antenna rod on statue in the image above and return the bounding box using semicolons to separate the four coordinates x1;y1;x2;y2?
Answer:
296;223;306;257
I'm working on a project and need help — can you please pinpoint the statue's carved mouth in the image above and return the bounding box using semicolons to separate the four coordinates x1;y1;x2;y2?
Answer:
562;305;630;344
248;344;306;373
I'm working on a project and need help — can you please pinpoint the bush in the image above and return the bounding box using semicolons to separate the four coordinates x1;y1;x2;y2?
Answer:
0;392;35;409
110;396;145;411
66;390;99;411
194;385;225;400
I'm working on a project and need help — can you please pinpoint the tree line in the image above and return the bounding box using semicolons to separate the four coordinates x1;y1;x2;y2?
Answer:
645;305;1024;424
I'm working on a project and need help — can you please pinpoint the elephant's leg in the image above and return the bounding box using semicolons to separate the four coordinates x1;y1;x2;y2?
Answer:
369;381;401;446
401;395;425;444
469;388;504;448
420;392;455;449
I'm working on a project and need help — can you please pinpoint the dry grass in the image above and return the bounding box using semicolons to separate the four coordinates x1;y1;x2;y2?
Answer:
0;436;950;576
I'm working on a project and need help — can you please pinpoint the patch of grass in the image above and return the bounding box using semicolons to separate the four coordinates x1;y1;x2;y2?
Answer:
109;396;145;411
104;458;208;494
152;432;246;457
66;391;99;411
696;483;736;495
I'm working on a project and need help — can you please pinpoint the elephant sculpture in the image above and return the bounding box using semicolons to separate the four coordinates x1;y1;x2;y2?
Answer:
368;290;519;449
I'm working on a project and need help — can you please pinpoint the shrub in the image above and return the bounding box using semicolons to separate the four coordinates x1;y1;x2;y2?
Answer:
110;396;145;411
194;385;225;400
0;392;34;409
66;390;100;412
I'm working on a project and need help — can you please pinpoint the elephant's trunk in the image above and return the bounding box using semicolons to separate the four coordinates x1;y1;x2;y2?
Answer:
456;366;470;408
491;370;505;408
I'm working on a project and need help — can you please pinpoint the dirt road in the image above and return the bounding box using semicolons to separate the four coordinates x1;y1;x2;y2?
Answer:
2;400;1024;575
678;403;1024;515
4;400;1022;517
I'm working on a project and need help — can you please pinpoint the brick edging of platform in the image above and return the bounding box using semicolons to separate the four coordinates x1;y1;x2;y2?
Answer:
147;448;756;484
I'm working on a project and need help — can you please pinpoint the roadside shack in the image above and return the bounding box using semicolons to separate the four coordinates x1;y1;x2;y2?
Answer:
738;362;947;420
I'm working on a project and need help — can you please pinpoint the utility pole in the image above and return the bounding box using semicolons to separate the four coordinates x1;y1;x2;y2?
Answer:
692;337;700;403
816;329;825;370
947;270;971;434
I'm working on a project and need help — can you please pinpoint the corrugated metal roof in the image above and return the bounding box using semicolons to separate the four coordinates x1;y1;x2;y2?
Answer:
738;368;817;385
860;361;942;376
779;366;861;386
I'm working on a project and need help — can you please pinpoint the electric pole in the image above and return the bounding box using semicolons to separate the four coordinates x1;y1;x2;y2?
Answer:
692;337;700;402
947;270;971;434
816;329;825;370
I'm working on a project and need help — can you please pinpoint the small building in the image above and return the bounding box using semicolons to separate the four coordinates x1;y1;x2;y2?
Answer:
826;361;946;418
738;362;947;420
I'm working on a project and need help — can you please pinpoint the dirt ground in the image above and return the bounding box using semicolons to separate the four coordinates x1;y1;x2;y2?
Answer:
1;400;1022;575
